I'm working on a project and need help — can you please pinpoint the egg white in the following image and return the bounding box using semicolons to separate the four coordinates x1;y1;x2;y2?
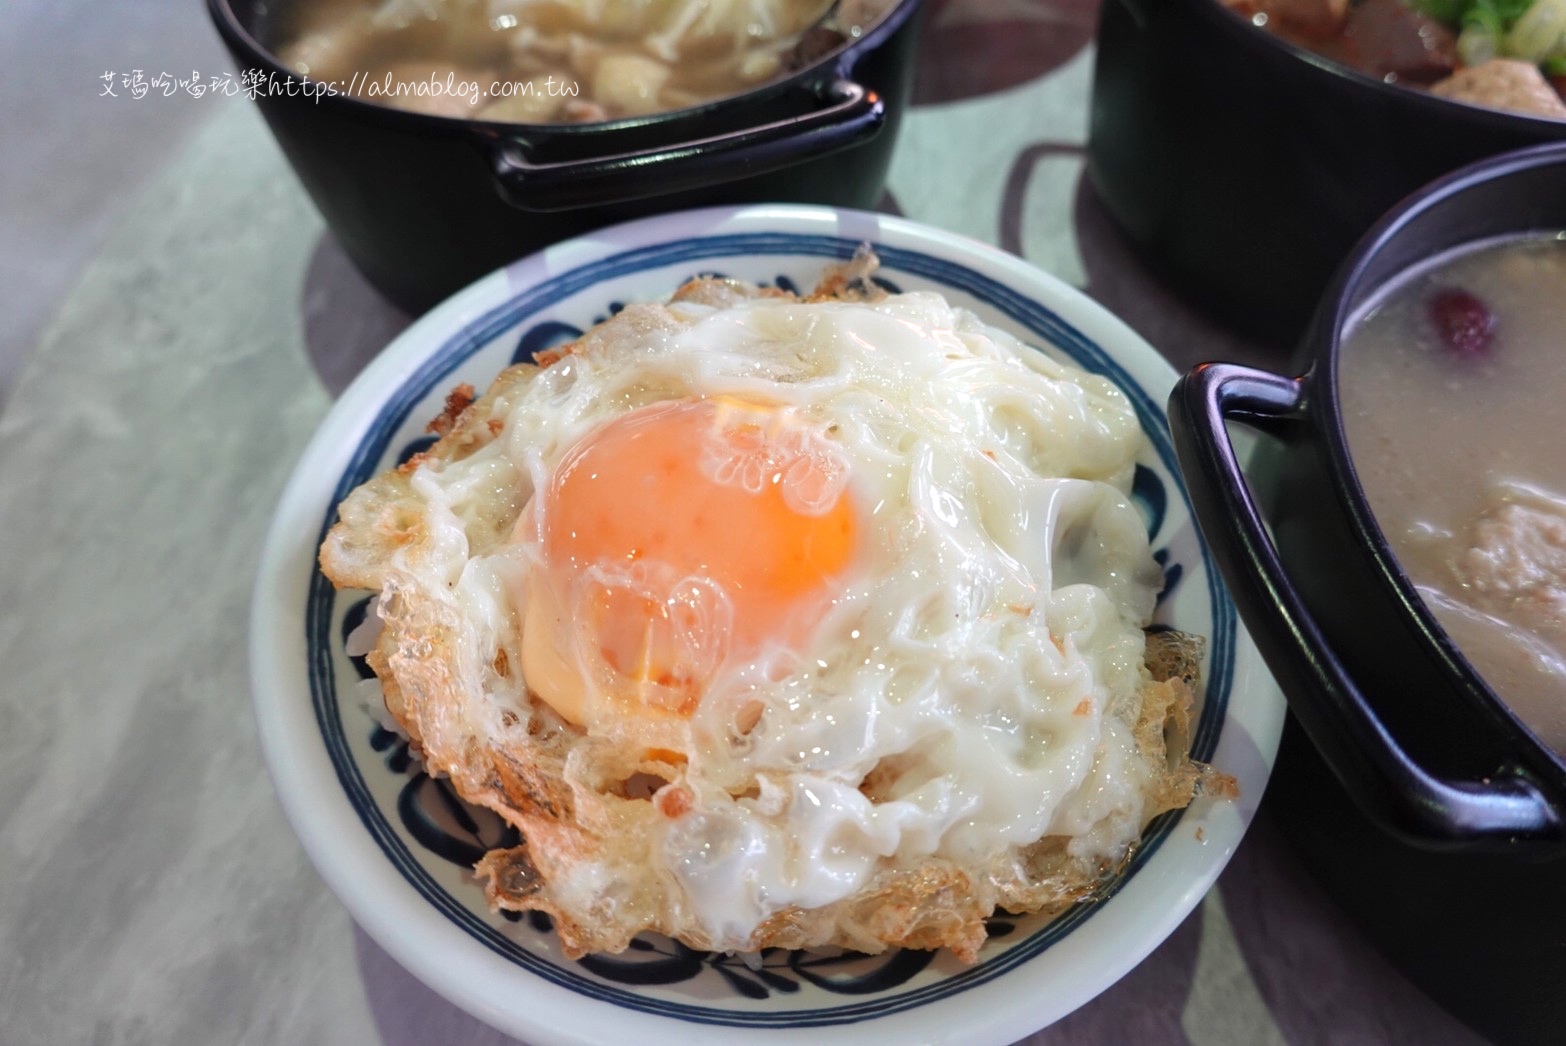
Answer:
385;286;1166;949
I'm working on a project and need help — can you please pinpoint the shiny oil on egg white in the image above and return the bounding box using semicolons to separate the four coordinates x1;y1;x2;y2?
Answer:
376;286;1168;951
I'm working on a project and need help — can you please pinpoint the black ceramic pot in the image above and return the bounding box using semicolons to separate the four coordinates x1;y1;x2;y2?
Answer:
208;0;922;312
1169;144;1566;1045
1088;0;1566;346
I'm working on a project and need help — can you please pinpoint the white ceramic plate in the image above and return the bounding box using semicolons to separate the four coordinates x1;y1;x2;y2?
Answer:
251;205;1285;1046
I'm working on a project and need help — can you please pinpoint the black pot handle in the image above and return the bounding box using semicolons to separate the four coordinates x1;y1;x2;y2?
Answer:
1170;362;1564;851
489;78;884;213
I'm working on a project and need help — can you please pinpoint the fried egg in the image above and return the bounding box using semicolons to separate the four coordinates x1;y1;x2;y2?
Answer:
321;267;1223;960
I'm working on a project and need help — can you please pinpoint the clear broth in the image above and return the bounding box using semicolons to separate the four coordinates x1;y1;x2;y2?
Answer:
269;0;879;123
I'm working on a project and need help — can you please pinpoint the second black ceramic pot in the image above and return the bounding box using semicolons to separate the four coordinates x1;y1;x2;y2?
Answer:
1168;144;1566;1044
208;0;922;313
1089;0;1566;345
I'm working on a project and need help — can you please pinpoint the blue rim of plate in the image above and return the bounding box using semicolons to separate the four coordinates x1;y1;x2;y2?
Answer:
303;232;1236;1027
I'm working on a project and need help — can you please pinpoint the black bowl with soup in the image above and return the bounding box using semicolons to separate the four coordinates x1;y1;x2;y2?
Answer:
1169;143;1566;1044
1088;0;1566;346
206;0;921;312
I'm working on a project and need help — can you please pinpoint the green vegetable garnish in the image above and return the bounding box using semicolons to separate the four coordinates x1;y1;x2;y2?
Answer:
1422;0;1566;67
1410;0;1473;22
1462;0;1540;32
1410;0;1539;31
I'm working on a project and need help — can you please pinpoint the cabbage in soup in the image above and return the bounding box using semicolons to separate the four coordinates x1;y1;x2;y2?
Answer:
1340;233;1566;757
273;0;885;122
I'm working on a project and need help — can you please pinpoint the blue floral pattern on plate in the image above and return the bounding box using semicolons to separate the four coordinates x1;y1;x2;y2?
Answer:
305;234;1234;1026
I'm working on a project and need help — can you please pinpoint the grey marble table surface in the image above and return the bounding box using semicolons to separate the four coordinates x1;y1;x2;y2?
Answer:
0;4;1490;1045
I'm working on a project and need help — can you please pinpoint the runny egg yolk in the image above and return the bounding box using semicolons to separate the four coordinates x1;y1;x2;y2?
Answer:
521;397;858;726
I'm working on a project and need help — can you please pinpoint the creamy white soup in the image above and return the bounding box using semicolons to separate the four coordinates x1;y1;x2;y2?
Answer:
272;0;888;123
1341;234;1566;757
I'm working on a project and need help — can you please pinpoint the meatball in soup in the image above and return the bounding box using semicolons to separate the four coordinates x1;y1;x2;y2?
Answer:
1341;234;1566;757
